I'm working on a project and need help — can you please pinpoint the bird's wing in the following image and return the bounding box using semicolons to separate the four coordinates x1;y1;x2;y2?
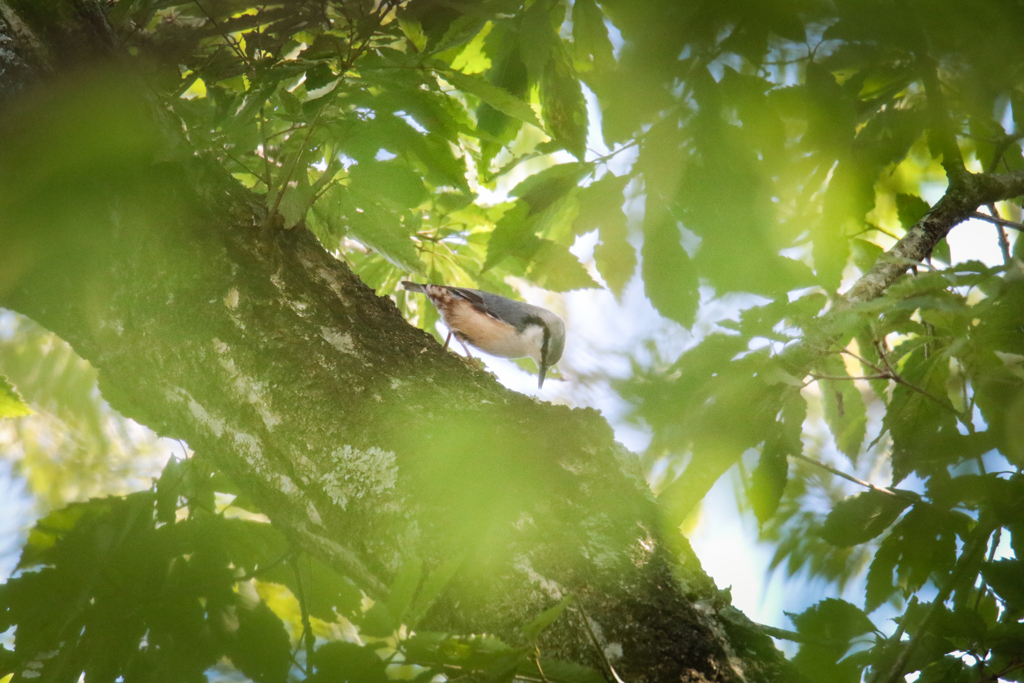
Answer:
446;286;485;305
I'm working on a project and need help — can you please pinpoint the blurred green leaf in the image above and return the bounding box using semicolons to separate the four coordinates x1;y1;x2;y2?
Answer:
349;159;429;211
347;203;425;274
521;595;574;641
0;375;32;418
820;491;911;548
642;212;698;327
981;560;1024;611
541;56;589;160
789;599;876;683
750;448;788;525
310;642;390;683
527;240;599;291
896;194;931;230
818;356;868;462
441;68;545;131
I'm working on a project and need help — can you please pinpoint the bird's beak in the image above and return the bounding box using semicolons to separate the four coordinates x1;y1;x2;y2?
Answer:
538;363;548;389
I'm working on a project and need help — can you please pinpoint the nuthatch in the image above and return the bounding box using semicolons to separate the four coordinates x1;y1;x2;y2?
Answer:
401;282;565;388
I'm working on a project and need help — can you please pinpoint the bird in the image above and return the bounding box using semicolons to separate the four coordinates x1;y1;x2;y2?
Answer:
401;281;565;388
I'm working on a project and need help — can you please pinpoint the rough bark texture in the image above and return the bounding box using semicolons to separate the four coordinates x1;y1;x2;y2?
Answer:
840;169;1024;307
0;4;798;682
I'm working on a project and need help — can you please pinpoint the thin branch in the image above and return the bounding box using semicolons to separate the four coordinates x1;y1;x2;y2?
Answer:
972;526;1001;612
291;556;316;673
573;604;626;683
789;452;918;502
989;206;1012;265
821;345;964;419
192;0;253;72
809;373;891;381
980;143;1016;264
979;660;1024;683
588;138;640;165
262;110;324;230
869;595;916;683
869;341;964;418
970;210;1023;232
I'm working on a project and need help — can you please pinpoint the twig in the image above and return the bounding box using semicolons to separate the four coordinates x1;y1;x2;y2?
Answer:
970;211;1023;232
988;207;1012;268
980;660;1024;682
588;138;640;165
850;343;964;419
972;526;1001;612
809;373;891;381
979;137;1017;264
573;604;626;683
262;110;324;230
789;452;917;502
291;556;316;674
192;0;253;71
869;595;916;683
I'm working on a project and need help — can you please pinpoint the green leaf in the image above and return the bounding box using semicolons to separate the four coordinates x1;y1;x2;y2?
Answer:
930;237;950;265
511;161;592;214
527;240;599;291
818;356;868;462
406;552;467;628
399;16;428;52
277;177;313;229
896;193;930;229
981;560;1024;611
388;556;424;626
572;0;614;71
349;159;429;211
310;642;389;683
521;595;574;641
272;557;364;622
750;448;788;525
820;491;911;547
225;596;291;683
524;659;606;683
789;599;876;683
851;238;883;274
346;202;425;274
541;56;589;160
594;218;635;297
484;201;539;271
441;69;545;131
0;375;32;418
642;212;698;327
519;0;561;83
790;598;876;641
156;457;185;524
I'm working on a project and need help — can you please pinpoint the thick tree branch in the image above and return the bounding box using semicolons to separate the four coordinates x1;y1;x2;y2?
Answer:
838;168;1024;308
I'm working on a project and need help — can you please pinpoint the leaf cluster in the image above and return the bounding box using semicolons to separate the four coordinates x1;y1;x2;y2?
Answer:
0;455;601;683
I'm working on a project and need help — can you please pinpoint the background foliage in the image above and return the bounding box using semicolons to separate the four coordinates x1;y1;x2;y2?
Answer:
3;0;1024;681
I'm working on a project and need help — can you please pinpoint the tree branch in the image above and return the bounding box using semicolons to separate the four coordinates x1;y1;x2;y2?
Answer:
789;453;918;503
837;168;1024;309
970;210;1023;232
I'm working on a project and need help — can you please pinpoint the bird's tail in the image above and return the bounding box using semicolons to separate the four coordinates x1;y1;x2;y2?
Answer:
400;281;427;293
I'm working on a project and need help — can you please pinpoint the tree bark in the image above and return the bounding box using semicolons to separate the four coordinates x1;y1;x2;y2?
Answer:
0;4;796;682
